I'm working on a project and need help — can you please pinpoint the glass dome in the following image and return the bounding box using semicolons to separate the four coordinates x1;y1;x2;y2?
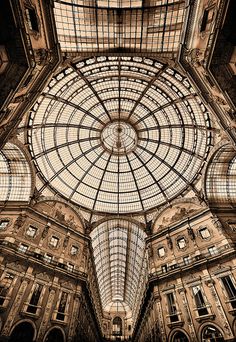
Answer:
28;56;211;214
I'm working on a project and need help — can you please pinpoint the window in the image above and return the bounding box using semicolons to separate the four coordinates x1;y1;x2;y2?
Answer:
192;285;208;316
157;247;165;257
44;254;52;263
221;275;236;309
177;237;186;249
71;245;78;255
18;244;28;253
166;293;179;322
183;256;191;265
56;292;68;321
67;263;74;272
0;220;9;230
49;236;59;248
25;7;39;32
0;273;14;306
208;246;217;256
199;227;211;239
27;283;43;314
161;265;168;273
26;226;37;238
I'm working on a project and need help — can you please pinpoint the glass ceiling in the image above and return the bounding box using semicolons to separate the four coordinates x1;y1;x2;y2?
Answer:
53;0;186;54
90;219;147;313
27;56;211;214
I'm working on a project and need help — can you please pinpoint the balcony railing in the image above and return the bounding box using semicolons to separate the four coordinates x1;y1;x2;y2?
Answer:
149;243;235;279
0;239;87;279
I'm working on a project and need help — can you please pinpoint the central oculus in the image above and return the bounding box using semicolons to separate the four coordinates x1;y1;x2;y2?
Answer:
101;121;138;155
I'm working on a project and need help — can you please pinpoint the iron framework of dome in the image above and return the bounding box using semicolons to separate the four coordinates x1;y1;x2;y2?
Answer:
27;56;212;214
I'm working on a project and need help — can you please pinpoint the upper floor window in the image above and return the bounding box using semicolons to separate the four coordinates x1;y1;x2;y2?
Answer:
49;236;59;248
27;283;43;314
161;264;168;273
177;237;186;249
166;292;179;322
199;227;210;239
221;275;236;309
157;247;165;258
192;285;208;316
71;245;78;255
67;263;74;272
26;225;37;238
56;292;68;321
208;246;217;256
25;7;39;32
44;254;52;263
0;220;9;230
18;244;28;253
183;256;191;265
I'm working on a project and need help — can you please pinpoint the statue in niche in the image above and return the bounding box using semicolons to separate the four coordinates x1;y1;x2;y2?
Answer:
42;222;50;239
166;234;173;249
13;212;26;231
187;225;195;240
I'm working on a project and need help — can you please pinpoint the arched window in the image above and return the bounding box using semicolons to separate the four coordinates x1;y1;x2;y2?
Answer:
172;331;189;342
202;325;224;342
44;328;64;342
9;322;35;342
0;143;31;202
112;316;122;336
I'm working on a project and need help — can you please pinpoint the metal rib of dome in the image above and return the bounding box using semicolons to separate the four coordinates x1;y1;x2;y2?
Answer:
28;56;211;214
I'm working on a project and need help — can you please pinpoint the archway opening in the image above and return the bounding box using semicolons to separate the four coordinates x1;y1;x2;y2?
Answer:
9;322;34;342
112;316;122;337
172;331;189;342
202;326;224;342
44;328;64;342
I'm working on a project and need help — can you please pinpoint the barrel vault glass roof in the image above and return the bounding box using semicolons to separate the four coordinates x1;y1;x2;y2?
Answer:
90;219;148;314
27;56;212;214
53;0;186;54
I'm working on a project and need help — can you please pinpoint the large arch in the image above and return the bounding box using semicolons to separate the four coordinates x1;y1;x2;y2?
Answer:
9;320;36;342
0;142;32;202
43;326;65;342
205;143;236;208
169;329;190;342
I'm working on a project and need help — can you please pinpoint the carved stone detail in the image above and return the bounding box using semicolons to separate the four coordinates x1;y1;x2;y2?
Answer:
1;280;28;335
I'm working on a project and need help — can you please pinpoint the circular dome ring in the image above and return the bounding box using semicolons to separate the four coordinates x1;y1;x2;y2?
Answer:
28;56;211;214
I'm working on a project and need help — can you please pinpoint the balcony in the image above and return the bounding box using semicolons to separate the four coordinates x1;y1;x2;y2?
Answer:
149;243;235;280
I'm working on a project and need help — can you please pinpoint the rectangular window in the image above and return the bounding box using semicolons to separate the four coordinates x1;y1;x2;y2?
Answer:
192;285;208;316
26;225;37;238
158;247;165;257
18;244;28;253
177;237;186;249
161;265;168;273
71;245;78;255
25;7;39;32
27;283;43;314
0;273;14;306
50;236;59;247
0;220;9;230
199;227;210;239
44;254;52;263
221;275;236;309
208;246;217;256
67;263;74;272
56;292;68;321
166;293;179;322
183;256;191;265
